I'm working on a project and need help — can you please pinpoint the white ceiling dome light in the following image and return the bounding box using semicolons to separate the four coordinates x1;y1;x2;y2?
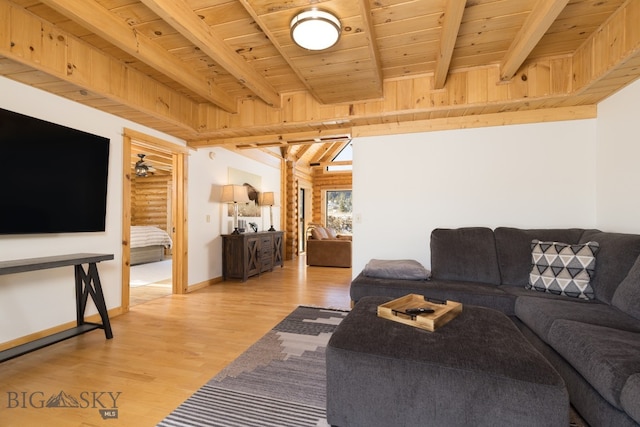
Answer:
290;9;341;51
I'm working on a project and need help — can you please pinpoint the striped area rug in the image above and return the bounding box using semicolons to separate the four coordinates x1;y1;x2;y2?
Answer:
158;306;349;427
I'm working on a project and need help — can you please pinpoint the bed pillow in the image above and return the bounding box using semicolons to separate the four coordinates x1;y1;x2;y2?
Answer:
363;259;431;281
527;240;599;300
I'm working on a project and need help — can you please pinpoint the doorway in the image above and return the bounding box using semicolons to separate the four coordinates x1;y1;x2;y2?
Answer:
121;128;189;312
129;144;174;306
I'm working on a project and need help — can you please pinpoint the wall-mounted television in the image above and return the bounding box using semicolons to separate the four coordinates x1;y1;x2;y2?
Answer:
0;107;110;235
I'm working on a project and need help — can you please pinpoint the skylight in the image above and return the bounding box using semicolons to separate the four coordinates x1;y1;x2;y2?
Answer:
328;141;352;171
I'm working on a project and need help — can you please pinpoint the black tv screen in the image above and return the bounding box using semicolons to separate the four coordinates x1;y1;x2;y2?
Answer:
0;107;110;235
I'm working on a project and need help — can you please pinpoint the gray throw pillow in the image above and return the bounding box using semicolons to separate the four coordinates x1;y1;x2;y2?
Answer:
363;259;431;281
612;255;640;320
527;240;599;300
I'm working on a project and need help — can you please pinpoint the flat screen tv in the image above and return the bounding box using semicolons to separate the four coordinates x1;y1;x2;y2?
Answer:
0;107;110;235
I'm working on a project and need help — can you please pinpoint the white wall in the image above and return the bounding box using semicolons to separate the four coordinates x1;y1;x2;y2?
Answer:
187;148;281;285
0;76;280;343
595;78;640;234
352;119;598;275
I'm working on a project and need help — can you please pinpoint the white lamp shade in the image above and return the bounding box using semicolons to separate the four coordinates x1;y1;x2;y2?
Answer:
220;185;250;204
290;9;341;51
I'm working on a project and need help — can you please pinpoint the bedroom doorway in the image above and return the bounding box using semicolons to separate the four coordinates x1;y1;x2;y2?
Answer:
129;147;173;306
122;129;189;311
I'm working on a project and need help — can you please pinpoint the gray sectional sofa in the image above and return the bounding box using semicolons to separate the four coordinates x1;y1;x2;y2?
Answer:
350;227;640;427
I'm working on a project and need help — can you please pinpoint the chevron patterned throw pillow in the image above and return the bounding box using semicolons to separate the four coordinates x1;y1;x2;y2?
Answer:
527;240;600;300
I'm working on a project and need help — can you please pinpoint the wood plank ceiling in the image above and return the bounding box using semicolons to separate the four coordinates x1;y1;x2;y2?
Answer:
1;0;640;165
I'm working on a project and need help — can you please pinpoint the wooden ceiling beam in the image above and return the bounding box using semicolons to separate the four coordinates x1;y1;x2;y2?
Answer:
311;160;352;168
39;0;237;112
318;140;349;163
357;0;384;98
236;141;287;149
434;0;466;89
308;142;332;165
188;128;352;148
140;0;280;108
237;1;314;100
1;4;201;132
572;0;640;93
293;144;313;161
499;0;571;82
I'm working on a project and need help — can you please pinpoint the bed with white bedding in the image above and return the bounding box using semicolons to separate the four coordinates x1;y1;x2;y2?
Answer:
130;226;173;265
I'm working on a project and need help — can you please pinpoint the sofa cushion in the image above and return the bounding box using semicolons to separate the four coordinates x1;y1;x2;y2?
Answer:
494;227;585;286
579;231;640;304
310;227;327;240
527;240;599;300
430;227;501;285
547;320;640;410
514;296;640;341
612;254;640;320
363;259;431;280
350;274;517;314
325;227;338;238
501;285;590;301
621;373;640;424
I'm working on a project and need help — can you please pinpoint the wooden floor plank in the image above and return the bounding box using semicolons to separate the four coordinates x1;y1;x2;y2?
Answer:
0;257;352;427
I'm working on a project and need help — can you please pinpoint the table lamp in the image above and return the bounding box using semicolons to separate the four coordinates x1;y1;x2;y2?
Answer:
221;185;250;234
261;192;276;231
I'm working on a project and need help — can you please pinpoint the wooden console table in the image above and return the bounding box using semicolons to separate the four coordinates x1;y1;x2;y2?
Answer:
0;253;114;362
222;231;284;281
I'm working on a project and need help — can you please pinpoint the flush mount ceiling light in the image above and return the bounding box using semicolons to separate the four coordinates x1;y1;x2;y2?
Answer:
290;9;341;51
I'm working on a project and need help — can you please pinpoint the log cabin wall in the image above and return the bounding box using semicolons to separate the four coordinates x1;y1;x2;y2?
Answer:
284;160;298;260
131;174;172;232
311;170;352;226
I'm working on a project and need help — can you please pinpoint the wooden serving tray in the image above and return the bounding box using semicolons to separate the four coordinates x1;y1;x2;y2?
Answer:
377;294;462;332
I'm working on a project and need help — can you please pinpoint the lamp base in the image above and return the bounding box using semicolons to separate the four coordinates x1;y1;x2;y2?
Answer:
268;226;276;231
232;227;241;234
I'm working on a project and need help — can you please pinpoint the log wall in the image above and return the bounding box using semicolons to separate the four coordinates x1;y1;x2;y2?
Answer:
284;161;298;260
311;170;353;225
131;174;171;231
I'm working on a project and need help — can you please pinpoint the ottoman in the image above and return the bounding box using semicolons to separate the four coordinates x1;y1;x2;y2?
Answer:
326;296;569;427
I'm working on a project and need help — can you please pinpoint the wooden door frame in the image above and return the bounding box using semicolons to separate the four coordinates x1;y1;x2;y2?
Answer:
121;128;189;312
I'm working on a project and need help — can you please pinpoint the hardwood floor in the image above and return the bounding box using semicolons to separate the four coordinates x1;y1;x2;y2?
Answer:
0;257;352;427
129;259;173;306
129;282;172;307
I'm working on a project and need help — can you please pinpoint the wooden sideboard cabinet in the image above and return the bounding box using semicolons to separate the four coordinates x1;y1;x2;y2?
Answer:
222;231;284;281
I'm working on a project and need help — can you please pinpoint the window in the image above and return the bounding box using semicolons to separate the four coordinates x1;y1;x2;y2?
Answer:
327;141;352;172
326;190;352;234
